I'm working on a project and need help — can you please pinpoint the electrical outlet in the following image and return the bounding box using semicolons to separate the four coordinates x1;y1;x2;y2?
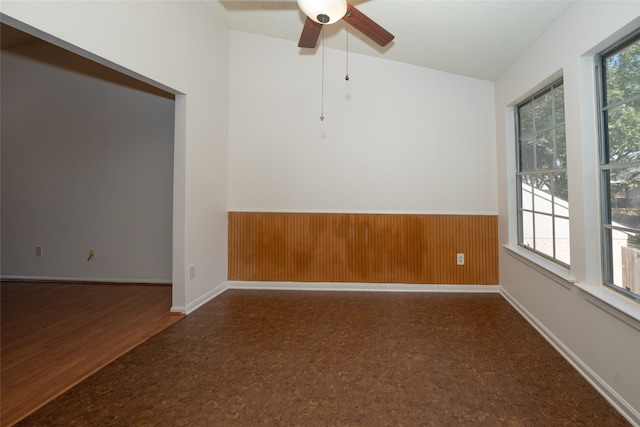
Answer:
456;253;465;266
35;245;43;257
88;250;95;261
189;264;196;280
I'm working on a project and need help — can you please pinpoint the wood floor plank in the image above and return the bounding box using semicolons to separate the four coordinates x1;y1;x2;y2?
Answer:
0;281;183;427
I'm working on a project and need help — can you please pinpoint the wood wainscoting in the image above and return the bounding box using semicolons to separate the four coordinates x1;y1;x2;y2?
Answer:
228;212;498;285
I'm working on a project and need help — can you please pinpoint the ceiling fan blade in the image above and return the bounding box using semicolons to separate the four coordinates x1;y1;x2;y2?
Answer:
343;4;394;47
298;17;323;48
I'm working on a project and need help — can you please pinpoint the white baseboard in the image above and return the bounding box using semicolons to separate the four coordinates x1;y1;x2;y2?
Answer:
228;281;500;293
1;275;172;284
177;281;229;315
173;281;498;314
500;288;639;427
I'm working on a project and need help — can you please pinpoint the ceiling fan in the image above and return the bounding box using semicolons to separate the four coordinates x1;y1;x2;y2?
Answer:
297;0;394;48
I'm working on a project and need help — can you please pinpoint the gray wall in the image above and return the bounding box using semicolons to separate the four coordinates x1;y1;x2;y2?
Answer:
1;40;175;283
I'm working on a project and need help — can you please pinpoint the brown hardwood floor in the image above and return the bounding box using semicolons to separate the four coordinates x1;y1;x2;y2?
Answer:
14;290;630;426
0;281;183;427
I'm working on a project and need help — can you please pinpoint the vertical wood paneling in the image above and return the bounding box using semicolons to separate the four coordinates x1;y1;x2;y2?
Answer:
228;212;498;285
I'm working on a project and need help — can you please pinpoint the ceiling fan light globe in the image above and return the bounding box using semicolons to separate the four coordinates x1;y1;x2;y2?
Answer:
297;0;347;25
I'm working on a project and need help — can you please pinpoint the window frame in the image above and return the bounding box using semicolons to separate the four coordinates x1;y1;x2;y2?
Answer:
597;30;640;301
515;78;569;268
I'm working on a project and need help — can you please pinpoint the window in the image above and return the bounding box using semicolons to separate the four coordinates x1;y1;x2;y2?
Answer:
599;32;640;300
515;80;569;266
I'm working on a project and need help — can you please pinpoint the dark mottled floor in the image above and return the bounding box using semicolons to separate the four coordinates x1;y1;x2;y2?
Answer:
18;290;628;426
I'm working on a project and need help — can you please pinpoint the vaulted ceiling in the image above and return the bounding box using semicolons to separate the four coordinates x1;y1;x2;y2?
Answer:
2;1;576;82
204;0;574;81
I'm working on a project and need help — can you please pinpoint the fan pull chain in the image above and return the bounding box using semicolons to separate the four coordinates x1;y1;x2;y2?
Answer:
345;22;350;81
320;26;325;121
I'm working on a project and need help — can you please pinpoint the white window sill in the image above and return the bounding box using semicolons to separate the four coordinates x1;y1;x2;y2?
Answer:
503;244;640;331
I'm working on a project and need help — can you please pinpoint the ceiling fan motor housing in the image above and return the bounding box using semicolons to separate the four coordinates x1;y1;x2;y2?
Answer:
297;1;395;49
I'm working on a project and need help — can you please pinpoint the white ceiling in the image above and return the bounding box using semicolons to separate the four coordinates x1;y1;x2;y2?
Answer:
203;0;574;81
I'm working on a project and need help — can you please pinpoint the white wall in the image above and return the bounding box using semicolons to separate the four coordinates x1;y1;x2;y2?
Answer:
0;0;230;312
495;1;640;424
1;42;174;283
228;31;497;214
